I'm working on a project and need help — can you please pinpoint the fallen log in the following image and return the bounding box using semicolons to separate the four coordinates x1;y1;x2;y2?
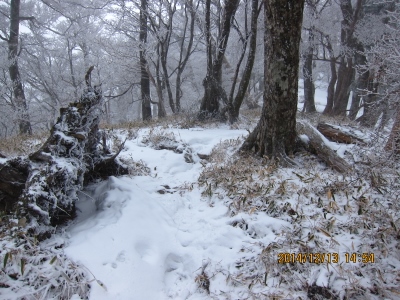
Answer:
317;123;366;145
0;67;128;239
297;120;352;173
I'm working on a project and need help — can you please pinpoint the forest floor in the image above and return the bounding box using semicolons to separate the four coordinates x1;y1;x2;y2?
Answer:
1;85;400;299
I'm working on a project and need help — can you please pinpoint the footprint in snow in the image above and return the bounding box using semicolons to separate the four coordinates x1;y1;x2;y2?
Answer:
109;251;126;269
164;253;182;272
117;251;126;262
135;241;157;264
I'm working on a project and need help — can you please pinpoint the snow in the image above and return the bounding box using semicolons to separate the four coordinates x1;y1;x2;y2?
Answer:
3;95;398;299
54;122;400;300
64;128;257;299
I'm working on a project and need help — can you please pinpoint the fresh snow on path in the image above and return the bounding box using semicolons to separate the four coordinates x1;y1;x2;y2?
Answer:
64;127;289;299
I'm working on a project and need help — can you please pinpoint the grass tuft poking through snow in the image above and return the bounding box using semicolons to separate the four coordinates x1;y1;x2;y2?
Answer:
0;229;91;299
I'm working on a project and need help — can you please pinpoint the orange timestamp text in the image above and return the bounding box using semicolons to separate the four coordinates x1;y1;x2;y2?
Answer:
277;252;375;264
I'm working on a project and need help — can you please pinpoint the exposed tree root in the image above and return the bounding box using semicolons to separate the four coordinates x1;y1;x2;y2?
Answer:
0;68;128;239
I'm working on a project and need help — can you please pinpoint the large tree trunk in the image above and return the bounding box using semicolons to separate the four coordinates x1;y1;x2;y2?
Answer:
331;56;354;116
240;0;304;163
8;0;32;135
330;0;363;117
140;0;152;121
357;70;381;127
0;68;128;240
199;0;240;120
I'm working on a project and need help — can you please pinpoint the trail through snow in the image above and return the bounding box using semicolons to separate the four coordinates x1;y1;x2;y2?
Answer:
65;127;286;299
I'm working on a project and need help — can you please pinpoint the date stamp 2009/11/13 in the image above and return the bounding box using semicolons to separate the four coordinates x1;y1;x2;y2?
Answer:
277;253;375;264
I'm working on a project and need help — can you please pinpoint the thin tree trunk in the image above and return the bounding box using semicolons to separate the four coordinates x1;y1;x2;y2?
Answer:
175;0;197;113
302;29;316;113
155;52;167;118
147;51;166;118
228;0;260;123
8;0;32;135
160;37;175;114
67;39;79;99
140;0;152;121
349;50;368;120
240;0;304;163
323;37;337;115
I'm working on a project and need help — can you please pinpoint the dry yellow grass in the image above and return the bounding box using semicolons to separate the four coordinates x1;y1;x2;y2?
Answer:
0;132;47;157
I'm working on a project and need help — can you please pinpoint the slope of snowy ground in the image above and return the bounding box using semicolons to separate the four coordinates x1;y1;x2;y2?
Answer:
1;124;399;299
60;122;400;300
65;127;279;299
2;84;399;299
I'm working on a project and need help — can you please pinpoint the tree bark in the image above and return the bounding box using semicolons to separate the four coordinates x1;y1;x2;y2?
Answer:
8;0;32;135
240;0;305;163
140;0;152;121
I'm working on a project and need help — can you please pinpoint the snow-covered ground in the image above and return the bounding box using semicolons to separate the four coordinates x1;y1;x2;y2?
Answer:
55;87;400;299
2;85;399;299
65;127;267;299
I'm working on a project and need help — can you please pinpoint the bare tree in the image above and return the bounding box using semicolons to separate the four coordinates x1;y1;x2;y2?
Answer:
225;0;262;123
147;0;199;114
329;0;363;117
198;0;240;120
301;0;324;114
0;0;33;135
140;0;152;121
240;0;305;163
